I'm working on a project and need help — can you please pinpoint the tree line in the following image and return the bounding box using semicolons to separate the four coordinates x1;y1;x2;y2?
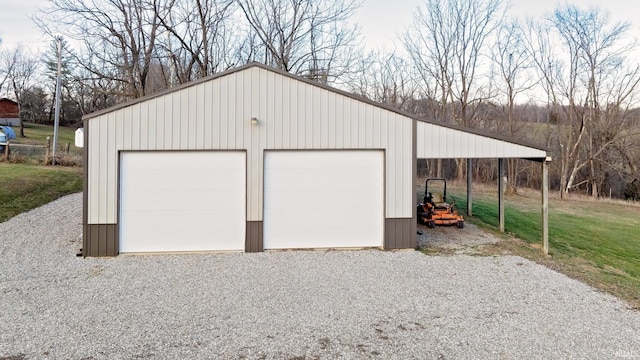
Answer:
1;0;639;200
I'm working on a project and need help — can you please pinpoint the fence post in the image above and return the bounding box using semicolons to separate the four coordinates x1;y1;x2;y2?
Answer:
65;142;70;154
46;136;51;164
4;139;9;161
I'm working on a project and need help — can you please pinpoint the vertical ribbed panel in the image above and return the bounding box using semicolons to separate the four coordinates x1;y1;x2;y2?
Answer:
416;122;547;159
86;65;415;224
84;224;118;257
245;221;264;252
384;218;415;250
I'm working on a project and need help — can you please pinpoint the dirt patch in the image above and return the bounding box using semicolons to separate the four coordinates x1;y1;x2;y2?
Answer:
416;222;503;255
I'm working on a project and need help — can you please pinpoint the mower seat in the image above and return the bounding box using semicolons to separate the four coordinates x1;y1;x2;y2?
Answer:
431;192;447;208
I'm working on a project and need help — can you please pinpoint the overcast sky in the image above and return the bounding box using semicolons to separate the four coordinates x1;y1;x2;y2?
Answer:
1;0;639;52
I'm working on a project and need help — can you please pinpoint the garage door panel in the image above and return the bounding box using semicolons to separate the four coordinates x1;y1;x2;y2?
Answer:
266;167;380;189
266;151;381;168
121;189;244;212
266;224;382;249
123;211;244;248
120;151;245;253
121;170;210;190
264;151;383;249
266;187;379;206
123;208;245;226
122;151;243;170
267;206;380;228
123;167;245;191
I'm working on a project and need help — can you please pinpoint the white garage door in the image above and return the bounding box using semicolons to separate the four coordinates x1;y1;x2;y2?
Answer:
119;151;245;253
264;151;384;249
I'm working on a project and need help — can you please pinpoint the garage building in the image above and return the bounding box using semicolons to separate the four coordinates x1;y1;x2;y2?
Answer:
82;63;548;257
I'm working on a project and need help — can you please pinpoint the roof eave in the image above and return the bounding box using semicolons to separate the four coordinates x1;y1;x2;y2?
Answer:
82;62;550;154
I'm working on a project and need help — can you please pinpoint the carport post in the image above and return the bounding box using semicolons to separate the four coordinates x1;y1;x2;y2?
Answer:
467;159;473;216
542;158;550;255
498;158;505;233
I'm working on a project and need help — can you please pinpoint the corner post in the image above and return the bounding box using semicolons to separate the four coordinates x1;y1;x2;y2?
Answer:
542;158;550;255
498;158;505;233
3;139;9;161
467;158;473;216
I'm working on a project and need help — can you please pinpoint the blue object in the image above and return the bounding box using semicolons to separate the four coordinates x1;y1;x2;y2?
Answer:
0;126;16;139
0;131;6;152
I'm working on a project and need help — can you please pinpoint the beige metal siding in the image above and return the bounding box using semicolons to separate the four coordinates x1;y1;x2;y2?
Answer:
87;66;414;225
416;121;547;159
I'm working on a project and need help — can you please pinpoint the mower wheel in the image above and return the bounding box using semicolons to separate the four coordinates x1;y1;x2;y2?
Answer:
427;220;436;228
457;221;464;229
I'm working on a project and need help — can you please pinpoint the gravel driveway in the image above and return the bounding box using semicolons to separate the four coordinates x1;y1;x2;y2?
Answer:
1;193;639;359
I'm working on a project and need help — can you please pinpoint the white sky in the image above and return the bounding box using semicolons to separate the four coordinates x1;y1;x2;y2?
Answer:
351;0;640;50
1;0;640;53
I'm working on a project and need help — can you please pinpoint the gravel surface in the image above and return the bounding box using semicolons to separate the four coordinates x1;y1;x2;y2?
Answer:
1;193;640;359
416;222;500;253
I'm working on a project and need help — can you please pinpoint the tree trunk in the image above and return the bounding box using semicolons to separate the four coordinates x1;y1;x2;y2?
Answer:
18;103;25;137
589;157;600;198
455;159;465;181
560;171;568;199
507;158;516;194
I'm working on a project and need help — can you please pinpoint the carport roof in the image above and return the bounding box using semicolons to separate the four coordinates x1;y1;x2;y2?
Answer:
83;62;549;158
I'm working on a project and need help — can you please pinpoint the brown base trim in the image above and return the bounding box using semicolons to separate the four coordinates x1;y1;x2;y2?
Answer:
246;221;264;252
83;219;414;255
83;224;118;257
385;218;416;250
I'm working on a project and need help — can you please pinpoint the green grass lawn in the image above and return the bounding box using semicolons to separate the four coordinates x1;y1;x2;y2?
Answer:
446;187;640;308
0;163;83;223
2;123;81;164
8;122;77;146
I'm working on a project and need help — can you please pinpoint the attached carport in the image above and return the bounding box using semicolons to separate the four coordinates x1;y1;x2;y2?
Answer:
415;121;551;254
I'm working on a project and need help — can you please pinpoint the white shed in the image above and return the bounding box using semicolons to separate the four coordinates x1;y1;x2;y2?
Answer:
82;63;549;257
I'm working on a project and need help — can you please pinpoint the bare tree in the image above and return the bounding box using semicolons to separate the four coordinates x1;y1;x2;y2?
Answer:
348;50;419;112
0;45;38;137
0;46;17;97
547;5;639;198
42;39;81;125
404;0;505;178
36;0;162;99
155;0;238;84
522;17;563;137
236;0;362;83
73;66;121;115
403;0;453;124
490;20;536;192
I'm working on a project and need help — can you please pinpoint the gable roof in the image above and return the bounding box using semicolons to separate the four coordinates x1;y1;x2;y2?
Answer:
83;62;548;156
0;98;18;105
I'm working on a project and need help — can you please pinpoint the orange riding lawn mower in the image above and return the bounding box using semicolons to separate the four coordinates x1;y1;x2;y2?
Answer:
417;178;464;229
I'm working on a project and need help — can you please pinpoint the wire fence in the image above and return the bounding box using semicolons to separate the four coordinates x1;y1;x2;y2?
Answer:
0;140;82;165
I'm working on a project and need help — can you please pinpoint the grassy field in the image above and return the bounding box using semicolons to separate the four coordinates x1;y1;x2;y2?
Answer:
2;123;81;164
440;184;640;309
8;122;77;145
0;163;83;223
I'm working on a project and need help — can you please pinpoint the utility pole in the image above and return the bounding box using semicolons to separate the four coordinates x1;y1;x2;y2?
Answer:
52;37;62;165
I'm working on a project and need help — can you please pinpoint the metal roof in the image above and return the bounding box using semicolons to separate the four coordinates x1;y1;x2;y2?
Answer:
83;62;549;159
